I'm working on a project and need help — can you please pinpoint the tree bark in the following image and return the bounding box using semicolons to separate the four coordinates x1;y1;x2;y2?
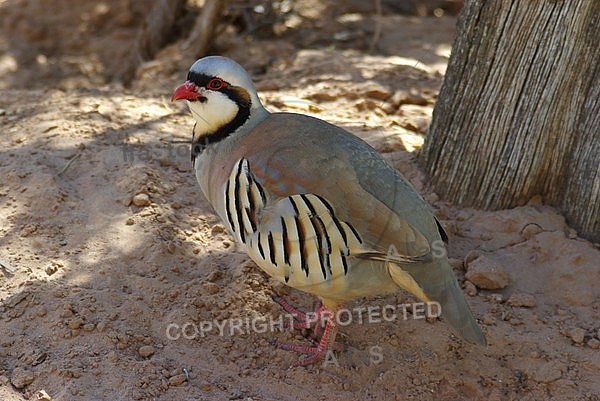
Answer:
421;0;600;242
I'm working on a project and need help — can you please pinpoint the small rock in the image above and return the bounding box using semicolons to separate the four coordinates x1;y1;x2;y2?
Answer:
68;317;84;330
507;293;536;308
132;193;151;207
122;196;133;206
200;382;212;392
567;327;586;344
33;389;53;401
169;373;188;386
45;264;58;276
211;225;226;235
107;351;119;362
138;345;155;358
465;256;509;290
125;217;134;225
587;338;600;349
203;282;220;295
0;375;9;385
463;280;477;296
489;293;504;303
11;367;34;389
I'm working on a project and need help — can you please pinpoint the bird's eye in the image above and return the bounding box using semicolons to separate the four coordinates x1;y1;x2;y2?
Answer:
206;78;227;91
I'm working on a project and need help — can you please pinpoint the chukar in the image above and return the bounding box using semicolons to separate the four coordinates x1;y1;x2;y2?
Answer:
172;56;486;366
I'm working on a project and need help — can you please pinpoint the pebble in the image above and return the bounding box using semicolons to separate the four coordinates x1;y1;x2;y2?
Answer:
33;389;53;400
132;193;151;207
68;317;84;330
203;282;220;294
211;224;226;235
83;323;95;332
45;264;58;276
567;327;586;344
587;338;600;349
463;280;477;296
11;366;34;389
169;373;188;386
138;345;155;358
507;293;536;308
489;293;504;303
465;256;509;290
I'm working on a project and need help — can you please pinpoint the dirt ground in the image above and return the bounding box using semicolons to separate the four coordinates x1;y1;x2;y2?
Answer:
1;1;599;400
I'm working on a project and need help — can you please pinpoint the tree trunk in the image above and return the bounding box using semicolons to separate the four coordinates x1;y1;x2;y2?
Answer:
137;0;186;60
421;0;600;242
182;0;226;58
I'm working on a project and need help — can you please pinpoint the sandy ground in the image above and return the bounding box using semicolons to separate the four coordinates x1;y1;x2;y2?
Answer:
1;2;599;400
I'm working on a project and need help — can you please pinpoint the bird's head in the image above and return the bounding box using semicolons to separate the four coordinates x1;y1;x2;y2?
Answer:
171;56;266;150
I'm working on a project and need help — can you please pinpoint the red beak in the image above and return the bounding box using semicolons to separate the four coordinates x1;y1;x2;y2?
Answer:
171;81;202;102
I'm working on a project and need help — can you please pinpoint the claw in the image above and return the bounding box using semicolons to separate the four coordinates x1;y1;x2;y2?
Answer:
270;296;344;367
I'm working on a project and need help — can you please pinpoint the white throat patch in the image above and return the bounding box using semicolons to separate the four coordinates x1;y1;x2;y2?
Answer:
187;90;239;138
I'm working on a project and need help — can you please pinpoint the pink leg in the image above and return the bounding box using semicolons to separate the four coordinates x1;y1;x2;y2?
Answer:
272;295;323;330
271;296;343;367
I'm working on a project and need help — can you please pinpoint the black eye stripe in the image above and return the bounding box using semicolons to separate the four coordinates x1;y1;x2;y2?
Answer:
187;71;231;91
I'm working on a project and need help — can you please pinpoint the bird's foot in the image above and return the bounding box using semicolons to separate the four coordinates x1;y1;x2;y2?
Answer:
271;295;343;367
271;295;327;331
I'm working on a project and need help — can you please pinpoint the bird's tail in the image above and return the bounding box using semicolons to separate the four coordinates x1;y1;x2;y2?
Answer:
388;259;487;346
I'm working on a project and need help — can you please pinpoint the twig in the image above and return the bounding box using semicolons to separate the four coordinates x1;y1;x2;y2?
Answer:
56;153;81;177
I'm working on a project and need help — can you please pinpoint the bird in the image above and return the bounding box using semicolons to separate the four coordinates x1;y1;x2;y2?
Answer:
171;56;486;367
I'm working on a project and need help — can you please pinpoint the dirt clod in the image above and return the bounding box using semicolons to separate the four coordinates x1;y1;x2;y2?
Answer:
133;193;151;207
10;367;34;389
507;293;536;308
465;256;510;290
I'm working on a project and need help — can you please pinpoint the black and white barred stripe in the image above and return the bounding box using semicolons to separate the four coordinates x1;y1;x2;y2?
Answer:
224;158;363;287
225;159;266;244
